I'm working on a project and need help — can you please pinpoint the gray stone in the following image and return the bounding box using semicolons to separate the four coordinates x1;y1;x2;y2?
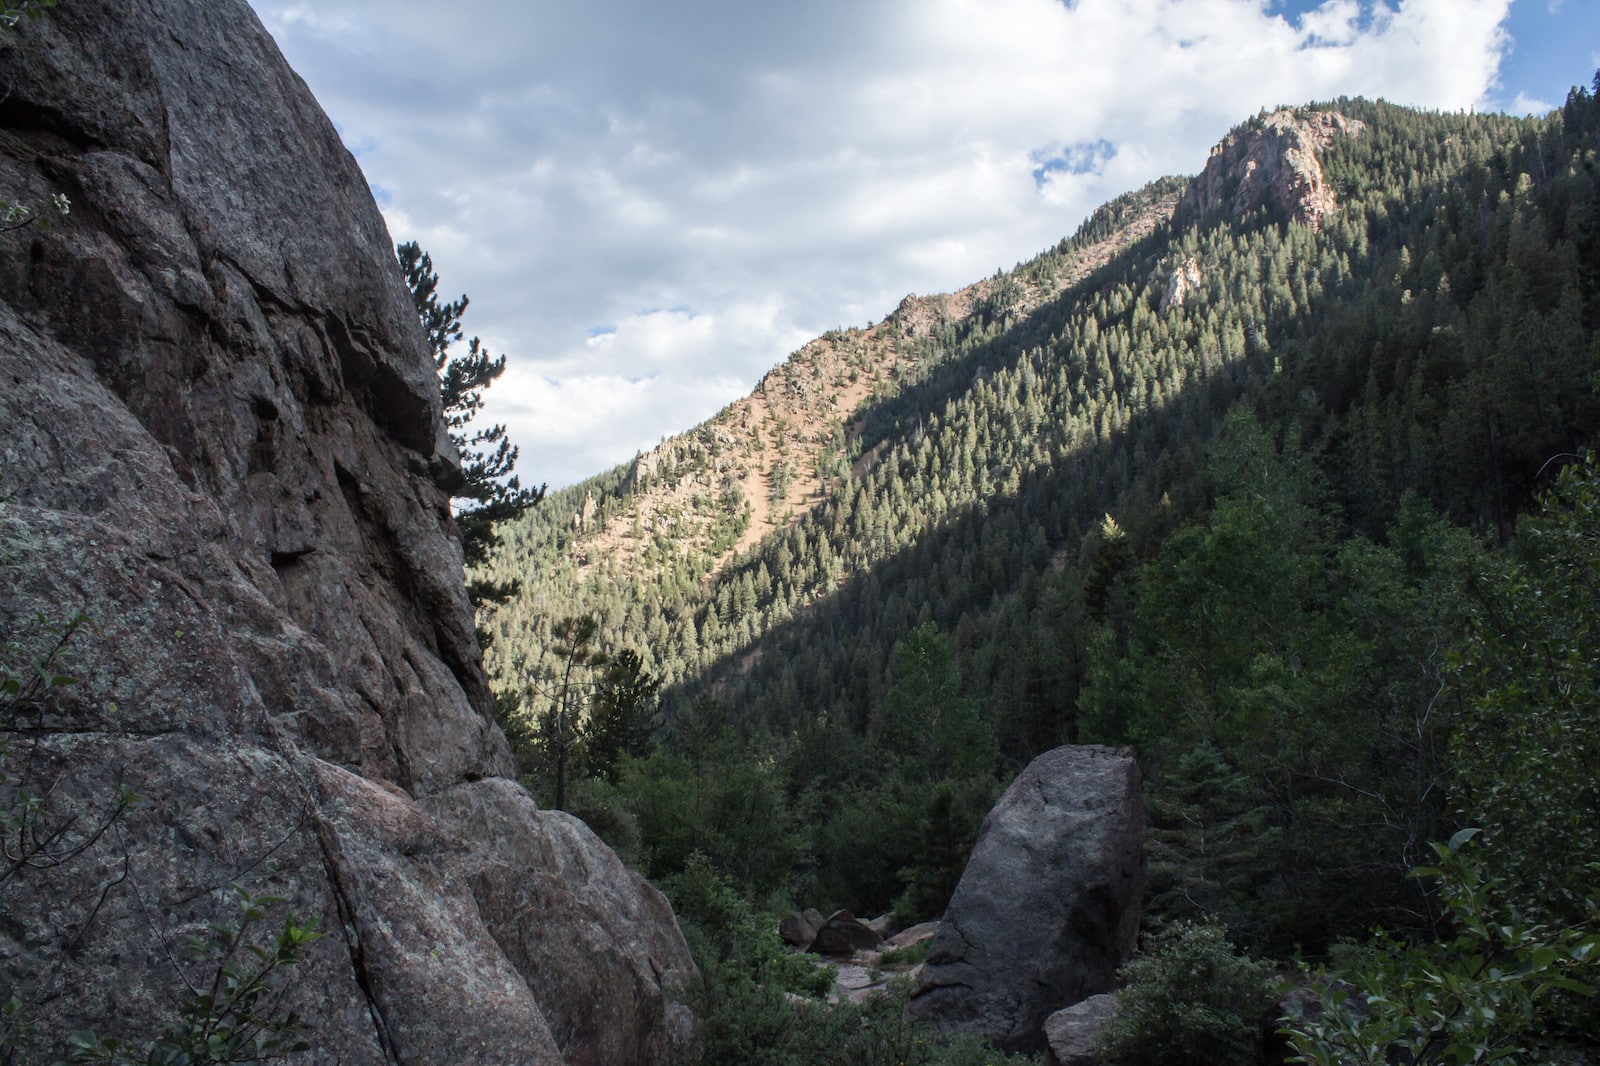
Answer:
864;912;901;938
884;920;941;951
0;4;693;1063
780;907;826;947
831;963;887;1005
1043;994;1120;1066
908;745;1145;1054
808;909;884;955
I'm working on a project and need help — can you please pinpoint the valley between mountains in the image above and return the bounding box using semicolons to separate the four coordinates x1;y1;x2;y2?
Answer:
3;3;1596;1057
473;84;1600;1061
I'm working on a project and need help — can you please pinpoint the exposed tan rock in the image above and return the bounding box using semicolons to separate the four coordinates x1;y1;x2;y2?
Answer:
1159;257;1204;311
0;3;692;1062
518;181;1184;608
1180;109;1364;231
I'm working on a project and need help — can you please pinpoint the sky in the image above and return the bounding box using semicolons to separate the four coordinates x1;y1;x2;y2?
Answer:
246;0;1600;489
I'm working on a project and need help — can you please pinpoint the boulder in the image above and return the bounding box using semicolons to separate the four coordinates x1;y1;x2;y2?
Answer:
1043;994;1120;1066
884;920;941;951
808;909;884;955
429;781;698;1065
864;912;901;938
780;907;826;947
908;745;1144;1053
0;3;693;1062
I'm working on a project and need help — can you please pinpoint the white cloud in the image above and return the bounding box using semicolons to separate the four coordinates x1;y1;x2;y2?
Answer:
1511;92;1556;115
248;0;1515;488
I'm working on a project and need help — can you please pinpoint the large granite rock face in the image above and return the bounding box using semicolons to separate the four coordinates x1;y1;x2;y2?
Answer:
908;745;1144;1054
0;4;693;1063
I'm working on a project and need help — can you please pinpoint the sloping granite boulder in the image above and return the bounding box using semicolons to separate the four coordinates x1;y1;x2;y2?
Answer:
0;3;692;1062
908;745;1144;1053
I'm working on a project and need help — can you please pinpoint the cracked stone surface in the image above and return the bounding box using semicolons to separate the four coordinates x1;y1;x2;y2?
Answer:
907;745;1144;1054
0;4;693;1062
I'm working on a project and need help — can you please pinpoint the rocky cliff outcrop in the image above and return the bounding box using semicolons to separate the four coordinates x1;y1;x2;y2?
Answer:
1179;108;1363;232
908;745;1144;1054
0;3;692;1062
1157;256;1203;311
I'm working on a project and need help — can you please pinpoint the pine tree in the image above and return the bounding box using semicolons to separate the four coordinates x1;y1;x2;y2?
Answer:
525;615;608;810
586;649;662;783
397;242;544;599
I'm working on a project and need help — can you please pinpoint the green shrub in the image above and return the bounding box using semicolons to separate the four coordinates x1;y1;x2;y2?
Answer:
663;851;830;997
563;776;642;868
1094;921;1277;1066
1282;831;1600;1065
878;938;932;968
664;854;1033;1065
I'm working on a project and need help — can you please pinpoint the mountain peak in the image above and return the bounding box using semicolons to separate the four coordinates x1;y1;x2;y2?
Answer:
1180;108;1364;231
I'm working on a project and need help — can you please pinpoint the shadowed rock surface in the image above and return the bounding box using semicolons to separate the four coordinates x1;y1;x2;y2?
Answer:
808;909;884;956
1043;993;1120;1066
908;745;1144;1054
780;907;826;947
0;3;692;1062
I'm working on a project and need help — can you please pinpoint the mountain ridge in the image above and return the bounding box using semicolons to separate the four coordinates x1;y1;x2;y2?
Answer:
538;174;1187;591
476;103;1374;696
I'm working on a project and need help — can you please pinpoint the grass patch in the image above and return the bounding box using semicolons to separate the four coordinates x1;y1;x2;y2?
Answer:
878;938;932;968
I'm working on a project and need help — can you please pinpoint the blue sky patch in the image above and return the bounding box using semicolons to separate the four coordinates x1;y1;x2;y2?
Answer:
1031;139;1117;187
1496;0;1600;112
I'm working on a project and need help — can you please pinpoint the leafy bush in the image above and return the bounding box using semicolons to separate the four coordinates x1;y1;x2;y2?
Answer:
1094;921;1277;1066
664;853;1035;1065
562;775;642;868
1452;456;1600;923
1282;830;1600;1065
664;851;830;998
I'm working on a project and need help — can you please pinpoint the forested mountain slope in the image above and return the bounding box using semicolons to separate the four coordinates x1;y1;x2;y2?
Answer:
486;89;1596;744
478;84;1600;957
476;174;1184;686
